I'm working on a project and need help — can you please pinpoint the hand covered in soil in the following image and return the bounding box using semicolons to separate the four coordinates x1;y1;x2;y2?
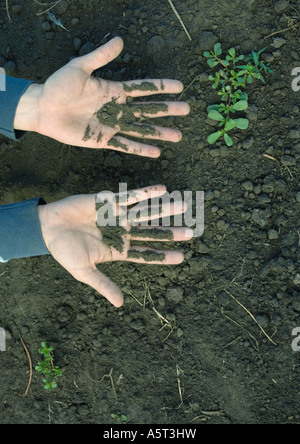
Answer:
37;185;193;307
14;37;190;157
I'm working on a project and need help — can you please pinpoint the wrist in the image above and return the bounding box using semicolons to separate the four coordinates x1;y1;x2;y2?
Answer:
14;83;43;133
37;204;51;252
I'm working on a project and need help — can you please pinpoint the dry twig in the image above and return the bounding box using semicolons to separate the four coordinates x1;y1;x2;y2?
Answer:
167;0;192;41
20;337;32;397
5;0;11;20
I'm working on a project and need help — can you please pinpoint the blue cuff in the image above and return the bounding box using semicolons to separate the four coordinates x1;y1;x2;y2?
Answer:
0;197;50;261
0;75;33;141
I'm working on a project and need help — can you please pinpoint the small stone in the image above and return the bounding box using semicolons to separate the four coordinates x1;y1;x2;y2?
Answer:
242;136;255;149
268;229;279;240
12;4;22;13
252;209;269;228
166;287;184;303
79;42;95;56
3;61;16;76
123;53;131;63
256;314;269;328
246;104;258;122
242;180;254;191
274;0;289;13
45;32;55;40
289;128;300;139
198;241;209;254
74;37;82;51
42;21;51;31
293;274;300;286
281;155;296;166
198;31;218;51
272;37;286;48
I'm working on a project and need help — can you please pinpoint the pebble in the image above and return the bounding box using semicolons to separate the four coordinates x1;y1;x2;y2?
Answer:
281;155;296;166
198;31;218;51
252;209;270;228
12;4;22;13
146;35;166;64
246;105;258;122
79;42;95;56
74;37;82;51
197;240;209;254
293;274;300;286
242;136;254;150
3;61;16;76
289;128;300;139
42;21;51;31
272;37;286;49
166;287;184;304
274;0;289;13
268;229;279;240
242;180;254;191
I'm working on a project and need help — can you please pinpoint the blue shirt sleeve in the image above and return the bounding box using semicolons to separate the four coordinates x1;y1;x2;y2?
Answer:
0;74;33;140
0;76;50;261
0;197;50;262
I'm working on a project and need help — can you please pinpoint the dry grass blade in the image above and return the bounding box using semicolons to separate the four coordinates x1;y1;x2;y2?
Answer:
20;337;32;397
224;289;277;346
33;0;64;15
167;0;192;41
5;0;11;20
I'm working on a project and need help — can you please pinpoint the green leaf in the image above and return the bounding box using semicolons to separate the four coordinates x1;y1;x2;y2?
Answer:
208;110;224;122
251;50;259;66
203;51;211;58
224;119;236;131
239;92;248;101
207;131;222;144
224;133;233;146
207;104;221;112
232;100;248;111
214;43;222;56
221;59;230;66
234;118;249;129
207;58;218;68
228;47;236;58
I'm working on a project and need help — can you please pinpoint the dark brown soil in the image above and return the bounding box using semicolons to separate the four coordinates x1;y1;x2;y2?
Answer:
1;0;300;425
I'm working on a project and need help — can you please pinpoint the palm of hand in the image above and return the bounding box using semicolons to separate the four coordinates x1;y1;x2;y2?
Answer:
36;37;189;157
39;186;191;307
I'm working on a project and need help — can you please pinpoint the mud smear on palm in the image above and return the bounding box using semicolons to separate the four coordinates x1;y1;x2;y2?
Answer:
96;201;127;253
83;85;168;150
127;249;166;262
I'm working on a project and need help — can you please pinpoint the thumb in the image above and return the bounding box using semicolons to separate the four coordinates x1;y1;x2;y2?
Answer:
75;266;124;308
76;37;124;74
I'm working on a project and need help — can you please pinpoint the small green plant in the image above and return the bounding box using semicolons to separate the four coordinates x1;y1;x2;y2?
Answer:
35;342;62;390
111;412;127;423
204;43;273;147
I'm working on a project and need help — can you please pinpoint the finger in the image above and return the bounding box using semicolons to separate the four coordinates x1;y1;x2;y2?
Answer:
130;226;194;242
118;123;182;142
119;185;167;207
77;37;124;74
128;200;187;223
76;267;124;307
107;136;161;158
123;79;184;98
96;184;167;212
129;102;191;119
126;246;184;265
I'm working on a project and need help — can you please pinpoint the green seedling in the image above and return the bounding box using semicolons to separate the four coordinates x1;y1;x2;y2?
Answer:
35;342;62;391
111;412;127;423
204;43;273;147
